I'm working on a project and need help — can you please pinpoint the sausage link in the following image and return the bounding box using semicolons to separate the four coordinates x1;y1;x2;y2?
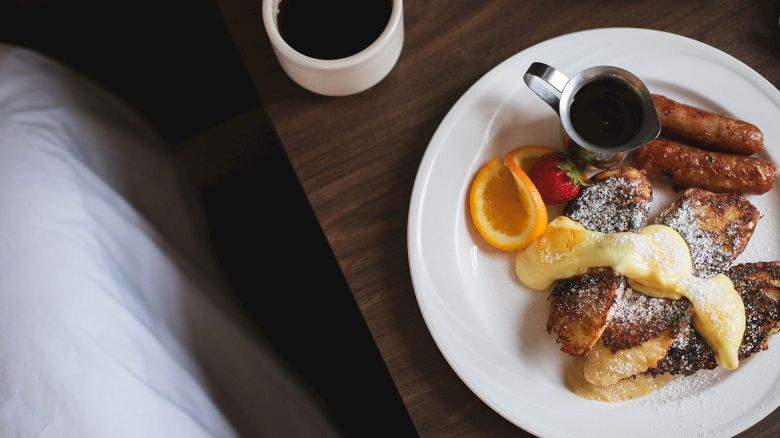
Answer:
632;138;777;194
653;94;764;155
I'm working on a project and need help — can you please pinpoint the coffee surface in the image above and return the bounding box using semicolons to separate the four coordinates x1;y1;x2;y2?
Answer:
277;0;393;60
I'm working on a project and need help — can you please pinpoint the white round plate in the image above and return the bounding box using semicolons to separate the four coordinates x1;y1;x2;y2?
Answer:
408;28;780;438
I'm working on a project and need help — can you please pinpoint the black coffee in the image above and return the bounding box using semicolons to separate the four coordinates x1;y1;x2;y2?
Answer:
277;0;393;60
570;78;642;148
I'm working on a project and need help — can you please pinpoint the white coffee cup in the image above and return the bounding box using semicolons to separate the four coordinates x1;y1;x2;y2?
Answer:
262;0;404;97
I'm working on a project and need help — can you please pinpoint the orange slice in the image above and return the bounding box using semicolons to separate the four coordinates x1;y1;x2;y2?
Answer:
469;158;547;251
503;145;557;174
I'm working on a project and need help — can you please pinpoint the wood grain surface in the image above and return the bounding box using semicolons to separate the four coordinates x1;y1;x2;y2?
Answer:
216;1;780;436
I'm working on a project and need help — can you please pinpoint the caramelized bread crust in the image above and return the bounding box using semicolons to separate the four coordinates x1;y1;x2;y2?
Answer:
601;286;691;352
656;188;759;278
729;262;780;359
548;267;622;356
549;274;691;357
650;262;780;375
649;319;717;376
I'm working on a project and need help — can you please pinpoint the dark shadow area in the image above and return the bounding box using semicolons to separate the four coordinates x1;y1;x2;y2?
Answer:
0;0;258;144
201;143;417;437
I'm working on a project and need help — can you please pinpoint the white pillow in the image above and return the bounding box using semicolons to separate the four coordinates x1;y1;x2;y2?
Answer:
0;45;337;438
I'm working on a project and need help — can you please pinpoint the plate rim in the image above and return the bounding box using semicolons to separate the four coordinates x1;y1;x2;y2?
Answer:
407;26;780;437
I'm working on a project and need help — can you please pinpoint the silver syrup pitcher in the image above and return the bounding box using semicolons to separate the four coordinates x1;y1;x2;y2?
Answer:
523;62;660;168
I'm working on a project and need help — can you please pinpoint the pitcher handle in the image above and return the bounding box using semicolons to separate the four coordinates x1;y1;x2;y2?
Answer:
523;62;568;114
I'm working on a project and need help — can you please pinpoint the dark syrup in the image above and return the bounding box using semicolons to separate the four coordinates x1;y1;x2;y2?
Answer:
277;0;393;60
570;78;643;148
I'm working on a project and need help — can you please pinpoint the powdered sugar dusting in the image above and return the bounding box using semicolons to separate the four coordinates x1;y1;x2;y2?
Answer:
565;177;650;233
640;368;729;436
603;285;690;351
646;368;726;406
649;227;691;276
657;198;732;278
539;246;564;264
611;287;670;322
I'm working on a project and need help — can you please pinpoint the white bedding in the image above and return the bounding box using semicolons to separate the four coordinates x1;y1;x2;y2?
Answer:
0;45;337;437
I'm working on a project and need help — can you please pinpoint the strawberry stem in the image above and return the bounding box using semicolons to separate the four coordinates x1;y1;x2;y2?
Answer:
557;161;588;187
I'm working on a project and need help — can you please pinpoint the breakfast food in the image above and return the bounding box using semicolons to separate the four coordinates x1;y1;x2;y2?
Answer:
469;158;546;250
526;153;586;204
547;267;621;356
542;181;777;397
534;196;778;400
548;260;780;383
632;138;777;194
548;267;691;354
566;358;679;402
652;94;764;155
563;167;652;233
649;320;714;376
650;262;780;375
544;257;780;399
727;262;780;360
656;189;760;278
584;333;675;385
516;216;746;369
503;145;557;174
467;88;779;404
635;96;776;194
600;284;691;351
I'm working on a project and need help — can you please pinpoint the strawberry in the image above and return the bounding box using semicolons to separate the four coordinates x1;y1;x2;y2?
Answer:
527;153;586;204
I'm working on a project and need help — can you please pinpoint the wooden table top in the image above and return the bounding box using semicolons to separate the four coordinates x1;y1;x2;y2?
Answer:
218;1;780;436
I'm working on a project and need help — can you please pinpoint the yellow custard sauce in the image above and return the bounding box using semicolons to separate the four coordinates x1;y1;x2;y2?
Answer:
515;216;746;369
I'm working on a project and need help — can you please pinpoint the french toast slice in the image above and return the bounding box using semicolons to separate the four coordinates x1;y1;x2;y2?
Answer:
548;274;691;357
650;262;780;375
563;167;652;233
550;167;655;356
730;262;780;359
648;317;717;376
601;286;692;351
547;267;622;356
656;188;759;278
